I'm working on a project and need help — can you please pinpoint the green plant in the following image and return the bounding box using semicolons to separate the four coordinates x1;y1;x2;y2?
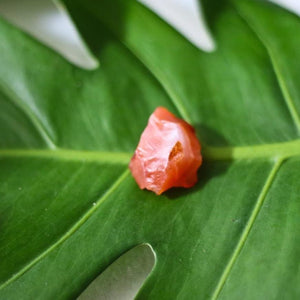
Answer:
0;0;299;299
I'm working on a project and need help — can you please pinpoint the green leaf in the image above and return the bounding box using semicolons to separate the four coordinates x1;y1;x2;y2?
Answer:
0;0;299;299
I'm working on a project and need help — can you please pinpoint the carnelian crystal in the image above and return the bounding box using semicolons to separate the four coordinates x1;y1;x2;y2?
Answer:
129;107;202;195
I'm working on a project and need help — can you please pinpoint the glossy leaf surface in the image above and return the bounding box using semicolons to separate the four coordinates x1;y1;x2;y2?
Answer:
0;0;299;299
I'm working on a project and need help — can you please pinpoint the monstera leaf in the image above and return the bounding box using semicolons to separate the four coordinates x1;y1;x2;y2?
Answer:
0;0;300;299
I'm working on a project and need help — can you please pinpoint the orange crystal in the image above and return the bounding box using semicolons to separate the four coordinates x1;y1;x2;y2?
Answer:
129;107;202;195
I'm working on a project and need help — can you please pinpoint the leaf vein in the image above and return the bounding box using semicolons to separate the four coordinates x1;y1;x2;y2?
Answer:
0;168;130;291
211;158;283;299
0;139;300;163
75;3;192;124
0;80;57;149
235;5;300;133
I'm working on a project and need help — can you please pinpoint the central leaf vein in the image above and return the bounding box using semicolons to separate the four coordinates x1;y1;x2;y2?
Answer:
0;139;299;162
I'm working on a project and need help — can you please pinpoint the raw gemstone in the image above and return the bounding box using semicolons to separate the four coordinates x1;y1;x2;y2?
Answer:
129;107;202;195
